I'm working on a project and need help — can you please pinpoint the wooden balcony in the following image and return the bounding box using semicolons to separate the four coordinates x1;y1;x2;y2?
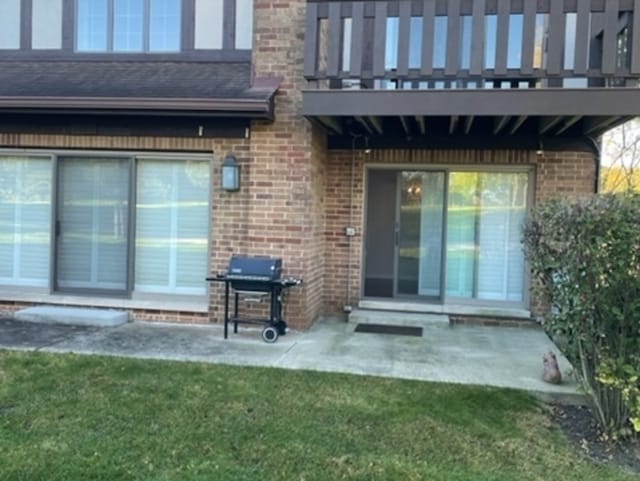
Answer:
302;0;640;147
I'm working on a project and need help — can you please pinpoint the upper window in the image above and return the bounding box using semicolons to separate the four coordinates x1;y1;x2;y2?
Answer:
0;0;21;50
76;0;181;52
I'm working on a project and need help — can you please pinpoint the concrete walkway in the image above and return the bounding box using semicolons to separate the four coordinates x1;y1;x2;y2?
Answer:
0;316;581;402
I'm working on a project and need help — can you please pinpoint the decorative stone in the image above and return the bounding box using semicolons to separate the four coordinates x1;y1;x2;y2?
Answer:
543;351;562;384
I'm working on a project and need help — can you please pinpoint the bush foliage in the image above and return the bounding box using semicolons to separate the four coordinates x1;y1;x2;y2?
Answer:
523;193;640;438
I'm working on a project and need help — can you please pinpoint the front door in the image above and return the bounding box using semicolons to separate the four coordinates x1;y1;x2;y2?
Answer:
54;157;131;295
364;169;446;300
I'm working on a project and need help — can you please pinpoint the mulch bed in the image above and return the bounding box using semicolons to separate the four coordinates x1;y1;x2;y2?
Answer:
550;403;640;473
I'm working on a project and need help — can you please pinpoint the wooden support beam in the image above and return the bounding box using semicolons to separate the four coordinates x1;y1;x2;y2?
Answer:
573;0;590;75
368;116;384;135
520;0;536;75
602;0;619;75
464;116;474;134
494;0;509;75
349;2;364;76
354;116;374;135
493;116;511;134
415;116;426;135
584;116;621;136
539;116;563;135
303;2;319;77
449;115;459;135
373;2;388;77
445;0;461;76
307;116;329;134
509;115;528;135
397;0;411;76
420;0;435;76
399;116;411;136
318;116;343;135
546;0;564;75
469;0;485;76
555;116;583;135
326;3;341;76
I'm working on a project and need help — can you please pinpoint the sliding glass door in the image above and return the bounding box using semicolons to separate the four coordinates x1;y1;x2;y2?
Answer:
55;157;131;293
364;168;530;306
364;170;446;300
135;159;210;295
446;172;528;302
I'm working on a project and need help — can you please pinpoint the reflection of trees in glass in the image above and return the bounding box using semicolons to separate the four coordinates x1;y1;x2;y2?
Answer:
138;160;209;206
185;160;210;189
446;172;528;300
448;172;527;208
0;159;51;203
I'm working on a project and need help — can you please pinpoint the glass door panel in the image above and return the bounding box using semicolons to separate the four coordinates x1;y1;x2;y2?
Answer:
445;172;478;298
55;157;130;293
446;172;528;302
0;156;52;286
363;170;397;298
135;159;210;295
396;171;445;298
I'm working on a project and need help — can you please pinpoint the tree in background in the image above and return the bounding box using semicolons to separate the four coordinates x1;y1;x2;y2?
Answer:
601;118;640;192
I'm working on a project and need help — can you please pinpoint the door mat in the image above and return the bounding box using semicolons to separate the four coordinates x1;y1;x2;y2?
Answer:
354;323;423;337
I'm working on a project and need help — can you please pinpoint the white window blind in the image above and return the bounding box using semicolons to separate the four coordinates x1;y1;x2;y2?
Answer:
446;172;527;302
418;172;445;297
135;159;210;295
477;173;527;301
56;158;130;290
0;156;51;286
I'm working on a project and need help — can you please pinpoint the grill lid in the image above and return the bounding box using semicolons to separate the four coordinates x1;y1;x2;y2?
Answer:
227;256;282;281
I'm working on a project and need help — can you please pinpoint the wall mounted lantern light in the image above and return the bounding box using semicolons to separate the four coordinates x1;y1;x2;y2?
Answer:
221;153;240;192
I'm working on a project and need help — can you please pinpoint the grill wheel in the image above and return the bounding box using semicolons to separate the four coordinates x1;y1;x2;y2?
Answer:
262;326;279;343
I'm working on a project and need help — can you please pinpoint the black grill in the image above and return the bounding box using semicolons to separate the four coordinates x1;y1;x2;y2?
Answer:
207;255;302;343
225;256;283;291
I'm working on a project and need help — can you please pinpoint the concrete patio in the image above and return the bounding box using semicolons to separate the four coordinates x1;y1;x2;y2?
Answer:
0;315;580;403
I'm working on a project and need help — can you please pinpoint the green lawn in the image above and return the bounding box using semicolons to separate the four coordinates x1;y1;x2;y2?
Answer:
0;351;635;481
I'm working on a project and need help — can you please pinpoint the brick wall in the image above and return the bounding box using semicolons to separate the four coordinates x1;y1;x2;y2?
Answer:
534;150;598;202
323;148;597;319
0;133;254;324
0;0;600;329
0;0;330;330
247;0;327;328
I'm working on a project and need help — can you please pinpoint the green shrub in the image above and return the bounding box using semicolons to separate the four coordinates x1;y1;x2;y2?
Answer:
523;193;640;438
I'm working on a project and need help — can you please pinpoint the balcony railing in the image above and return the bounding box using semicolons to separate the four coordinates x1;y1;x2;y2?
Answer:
303;0;640;90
